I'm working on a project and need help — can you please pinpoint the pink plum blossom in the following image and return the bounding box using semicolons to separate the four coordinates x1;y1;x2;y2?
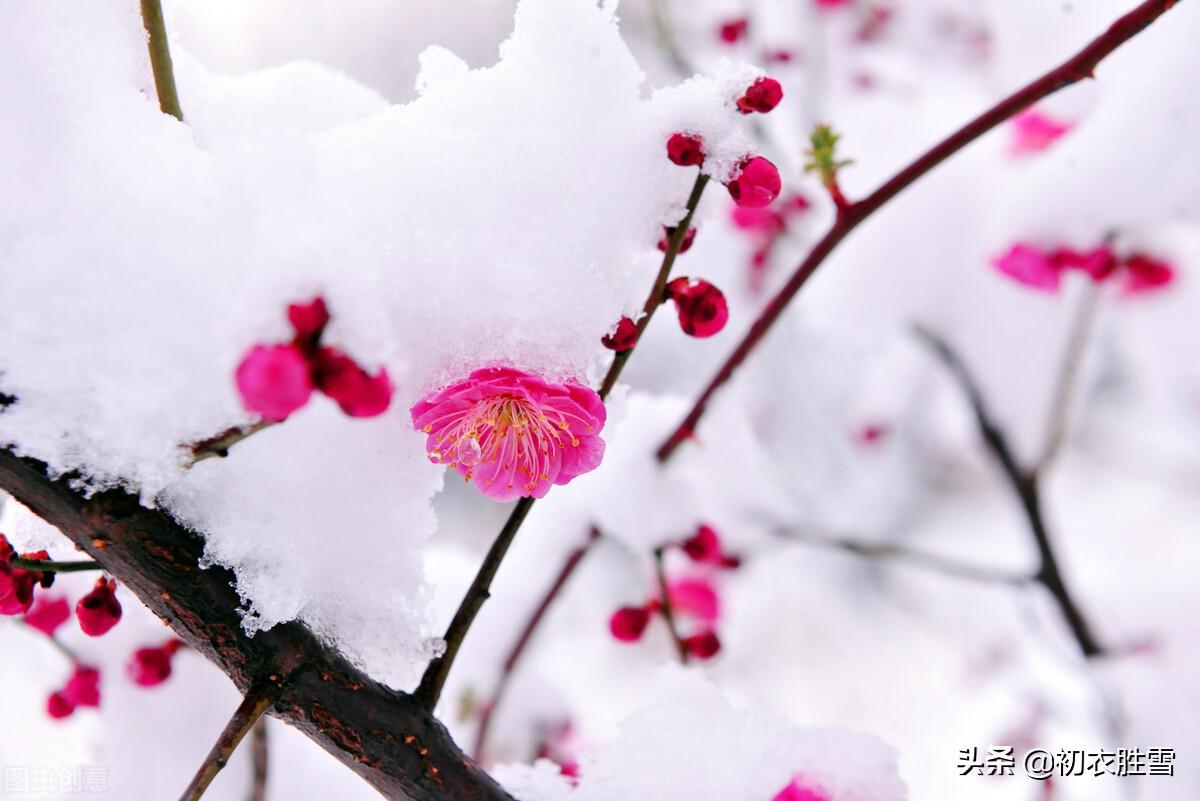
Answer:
411;367;606;501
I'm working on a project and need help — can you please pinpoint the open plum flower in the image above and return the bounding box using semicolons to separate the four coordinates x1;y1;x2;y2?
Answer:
412;367;606;502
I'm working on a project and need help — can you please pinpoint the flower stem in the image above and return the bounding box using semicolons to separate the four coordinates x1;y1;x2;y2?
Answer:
9;556;102;573
415;172;710;710
656;0;1186;462
473;527;600;762
140;0;184;121
652;546;689;664
1038;281;1103;469
600;173;710;400
187;420;276;467
178;685;275;801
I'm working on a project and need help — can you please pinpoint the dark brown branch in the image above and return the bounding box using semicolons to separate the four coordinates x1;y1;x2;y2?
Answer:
140;0;184;121
656;0;1188;461
652;546;689;664
914;326;1104;658
415;173;711;709
180;685;275;801
473;527;600;762
415;496;536;708
0;445;515;801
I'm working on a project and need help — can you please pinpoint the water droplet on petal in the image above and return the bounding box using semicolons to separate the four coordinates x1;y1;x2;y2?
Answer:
458;436;482;467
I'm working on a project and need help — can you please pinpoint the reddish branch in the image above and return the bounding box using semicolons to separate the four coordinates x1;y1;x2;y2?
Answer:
915;327;1103;658
656;0;1187;461
473;527;601;762
0;442;514;801
652;546;690;664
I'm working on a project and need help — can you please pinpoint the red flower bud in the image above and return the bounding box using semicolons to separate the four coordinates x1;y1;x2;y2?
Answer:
727;156;782;208
287;296;330;341
666;278;729;338
718;18;749;44
681;524;725;564
601;317;639;352
63;665;101;708
736;77;784;114
666;133;705;167
46;691;75;720
312;347;393;418
609;606;651;642
235;343;314;422
657;226;697;254
682;630;722;660
128;640;182;688
76;578;122;637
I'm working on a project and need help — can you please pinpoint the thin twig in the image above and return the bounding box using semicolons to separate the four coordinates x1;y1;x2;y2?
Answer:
9;556;101;573
652;546;689;664
777;526;1035;586
140;0;184;121
656;0;1187;461
187;420;275;467
915;325;1104;658
1038;281;1103;469
415;173;710;709
473;527;601;762
179;686;275;801
415;496;536;708
600;173;710;399
247;719;269;801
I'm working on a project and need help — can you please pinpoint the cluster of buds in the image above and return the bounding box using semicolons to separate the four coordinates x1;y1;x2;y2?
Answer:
608;525;742;660
236;296;393;422
993;243;1175;296
0;535;53;616
47;665;101;720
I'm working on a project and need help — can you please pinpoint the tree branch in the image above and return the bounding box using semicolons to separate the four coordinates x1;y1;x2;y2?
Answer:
656;0;1187;461
180;685;275;801
1038;281;1102;469
249;719;270;801
473;527;600;762
139;0;184;121
776;526;1035;587
914;326;1104;658
0;444;515;801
